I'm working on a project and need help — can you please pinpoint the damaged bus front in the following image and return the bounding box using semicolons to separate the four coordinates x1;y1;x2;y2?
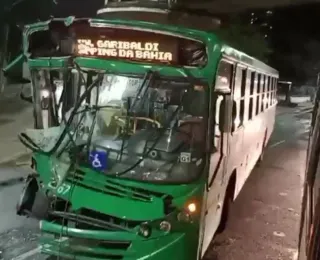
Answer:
9;17;214;259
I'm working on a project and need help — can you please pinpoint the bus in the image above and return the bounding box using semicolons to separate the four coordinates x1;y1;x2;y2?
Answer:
7;6;279;260
298;88;320;260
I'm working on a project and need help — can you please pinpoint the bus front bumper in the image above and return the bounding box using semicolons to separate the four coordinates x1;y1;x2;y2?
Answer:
40;221;194;260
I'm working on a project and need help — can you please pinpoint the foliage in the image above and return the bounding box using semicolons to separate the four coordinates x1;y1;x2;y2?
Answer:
216;18;272;62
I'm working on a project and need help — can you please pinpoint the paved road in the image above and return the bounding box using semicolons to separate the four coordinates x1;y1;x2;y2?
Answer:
0;105;310;260
0;182;39;260
0;84;32;165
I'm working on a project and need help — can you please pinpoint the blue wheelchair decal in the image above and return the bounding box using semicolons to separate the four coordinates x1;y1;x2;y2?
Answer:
89;150;108;171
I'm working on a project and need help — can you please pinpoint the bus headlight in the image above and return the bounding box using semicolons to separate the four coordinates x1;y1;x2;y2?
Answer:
159;221;171;232
177;211;192;222
186;202;197;213
139;223;152;238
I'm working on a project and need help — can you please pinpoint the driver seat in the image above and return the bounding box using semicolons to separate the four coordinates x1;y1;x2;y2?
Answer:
97;107;127;136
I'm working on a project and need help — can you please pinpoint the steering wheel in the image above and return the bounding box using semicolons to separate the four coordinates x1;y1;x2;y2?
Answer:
114;116;162;134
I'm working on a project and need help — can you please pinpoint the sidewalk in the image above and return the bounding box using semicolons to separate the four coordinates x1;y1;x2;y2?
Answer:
0;84;33;168
0;107;33;164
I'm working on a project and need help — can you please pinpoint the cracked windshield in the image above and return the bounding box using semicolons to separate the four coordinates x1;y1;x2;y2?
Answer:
27;68;207;182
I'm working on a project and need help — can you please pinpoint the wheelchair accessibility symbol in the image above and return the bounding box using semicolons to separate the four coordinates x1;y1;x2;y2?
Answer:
89;150;108;171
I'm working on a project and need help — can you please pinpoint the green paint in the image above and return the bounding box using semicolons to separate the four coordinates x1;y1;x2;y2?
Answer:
19;16;225;260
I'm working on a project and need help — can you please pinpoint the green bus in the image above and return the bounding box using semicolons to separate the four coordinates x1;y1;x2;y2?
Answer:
7;7;278;260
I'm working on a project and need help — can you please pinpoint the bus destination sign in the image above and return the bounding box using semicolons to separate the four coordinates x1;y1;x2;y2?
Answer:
77;39;177;63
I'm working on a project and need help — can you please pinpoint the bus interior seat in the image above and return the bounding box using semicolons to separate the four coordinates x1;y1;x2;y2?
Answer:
97;107;127;136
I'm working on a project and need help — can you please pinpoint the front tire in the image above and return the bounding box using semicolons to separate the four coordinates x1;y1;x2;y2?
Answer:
257;131;268;167
217;184;233;234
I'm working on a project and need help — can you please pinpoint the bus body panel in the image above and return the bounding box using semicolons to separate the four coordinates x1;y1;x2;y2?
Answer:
12;16;279;260
201;55;278;256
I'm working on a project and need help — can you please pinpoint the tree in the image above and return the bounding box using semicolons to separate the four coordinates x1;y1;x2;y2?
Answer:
216;18;271;62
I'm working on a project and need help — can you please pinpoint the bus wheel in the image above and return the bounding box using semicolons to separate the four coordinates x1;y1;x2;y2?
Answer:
257;132;267;167
217;179;234;234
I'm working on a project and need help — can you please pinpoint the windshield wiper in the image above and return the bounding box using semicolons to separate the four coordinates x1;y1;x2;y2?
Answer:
113;69;195;177
49;72;105;156
129;70;156;114
118;70;157;161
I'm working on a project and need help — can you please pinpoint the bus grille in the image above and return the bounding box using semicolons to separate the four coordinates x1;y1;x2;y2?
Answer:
77;208;142;230
66;169;166;202
41;233;130;260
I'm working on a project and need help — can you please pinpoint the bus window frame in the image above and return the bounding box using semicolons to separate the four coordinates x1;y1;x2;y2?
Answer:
212;58;235;149
233;64;247;130
248;69;256;121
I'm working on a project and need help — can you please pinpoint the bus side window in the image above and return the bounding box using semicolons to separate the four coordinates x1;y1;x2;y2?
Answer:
217;97;236;133
232;100;237;132
256;73;261;115
234;66;246;129
262;76;267;112
248;71;255;120
218;98;226;133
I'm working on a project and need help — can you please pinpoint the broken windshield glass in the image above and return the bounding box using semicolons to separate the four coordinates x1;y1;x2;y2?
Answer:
23;67;208;183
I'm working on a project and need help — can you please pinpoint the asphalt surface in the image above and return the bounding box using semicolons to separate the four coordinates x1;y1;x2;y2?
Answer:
0;84;30;117
0;104;311;260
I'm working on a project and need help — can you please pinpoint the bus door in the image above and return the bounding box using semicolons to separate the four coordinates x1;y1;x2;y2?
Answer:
227;65;246;197
202;60;234;253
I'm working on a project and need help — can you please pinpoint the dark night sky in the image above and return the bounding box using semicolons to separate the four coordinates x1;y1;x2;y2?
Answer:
267;3;320;83
53;1;320;83
3;0;320;83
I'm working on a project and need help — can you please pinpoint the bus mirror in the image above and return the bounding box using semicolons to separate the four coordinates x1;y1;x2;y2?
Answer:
3;54;31;84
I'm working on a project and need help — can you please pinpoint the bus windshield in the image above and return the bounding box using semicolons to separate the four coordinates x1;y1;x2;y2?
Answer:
27;68;208;183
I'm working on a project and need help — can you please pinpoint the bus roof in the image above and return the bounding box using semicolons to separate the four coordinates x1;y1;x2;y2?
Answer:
221;45;279;76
